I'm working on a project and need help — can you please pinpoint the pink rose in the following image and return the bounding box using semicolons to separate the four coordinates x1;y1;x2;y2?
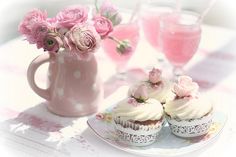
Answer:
133;84;149;102
56;6;88;29
149;68;162;84
18;9;47;37
57;27;70;36
47;17;57;27
28;22;49;45
94;0;122;26
64;23;101;59
43;32;63;52
93;16;113;39
173;76;199;98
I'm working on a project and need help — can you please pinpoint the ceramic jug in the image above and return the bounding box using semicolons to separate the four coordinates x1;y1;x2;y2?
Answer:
27;51;104;117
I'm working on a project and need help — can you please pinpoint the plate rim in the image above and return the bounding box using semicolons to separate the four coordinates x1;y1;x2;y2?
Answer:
87;111;227;157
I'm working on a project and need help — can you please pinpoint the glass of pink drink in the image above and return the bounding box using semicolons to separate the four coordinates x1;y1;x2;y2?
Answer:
160;11;201;78
140;0;174;62
101;22;140;75
141;8;172;50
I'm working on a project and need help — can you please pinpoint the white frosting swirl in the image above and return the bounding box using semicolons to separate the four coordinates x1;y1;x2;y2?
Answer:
147;79;175;103
113;98;163;121
164;95;213;120
129;79;175;103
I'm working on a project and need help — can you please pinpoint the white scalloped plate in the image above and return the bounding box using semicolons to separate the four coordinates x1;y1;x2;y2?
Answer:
87;106;227;157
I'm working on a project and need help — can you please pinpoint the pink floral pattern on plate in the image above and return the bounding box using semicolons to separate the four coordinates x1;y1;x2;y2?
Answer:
96;112;112;123
187;122;221;143
88;106;227;156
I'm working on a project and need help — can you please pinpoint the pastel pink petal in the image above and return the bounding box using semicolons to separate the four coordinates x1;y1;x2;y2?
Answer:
179;76;192;85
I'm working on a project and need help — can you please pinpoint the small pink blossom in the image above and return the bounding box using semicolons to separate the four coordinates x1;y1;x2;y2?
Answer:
133;84;149;101
93;16;113;39
128;98;136;104
149;68;162;84
96;113;105;120
18;9;47;37
64;23;101;59
127;98;139;107
28;22;49;44
151;81;164;90
173;76;199;98
95;0;122;26
43;32;63;52
56;6;88;29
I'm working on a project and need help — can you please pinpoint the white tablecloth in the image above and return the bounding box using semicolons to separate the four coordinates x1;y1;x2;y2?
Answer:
0;25;236;157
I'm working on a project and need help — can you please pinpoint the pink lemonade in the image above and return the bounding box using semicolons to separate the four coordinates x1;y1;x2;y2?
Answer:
141;8;172;49
102;22;139;67
141;14;161;49
160;13;201;67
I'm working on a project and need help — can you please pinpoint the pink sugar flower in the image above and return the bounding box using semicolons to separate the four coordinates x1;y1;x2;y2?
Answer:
56;6;88;29
18;9;48;38
173;76;199;98
149;68;162;84
93;16;113;39
96;113;105;120
64;23;101;60
133;84;149;102
127;98;139;107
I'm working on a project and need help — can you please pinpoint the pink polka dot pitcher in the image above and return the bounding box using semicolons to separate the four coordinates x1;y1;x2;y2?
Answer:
27;51;104;117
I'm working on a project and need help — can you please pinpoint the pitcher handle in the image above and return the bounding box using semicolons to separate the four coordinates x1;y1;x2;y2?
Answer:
27;53;53;100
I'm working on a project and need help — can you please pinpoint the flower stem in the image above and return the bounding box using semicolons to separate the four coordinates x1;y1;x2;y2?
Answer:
95;0;99;13
108;36;121;44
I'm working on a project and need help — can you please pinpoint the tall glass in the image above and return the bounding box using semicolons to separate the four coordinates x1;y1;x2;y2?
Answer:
101;21;140;75
159;11;201;78
140;0;175;62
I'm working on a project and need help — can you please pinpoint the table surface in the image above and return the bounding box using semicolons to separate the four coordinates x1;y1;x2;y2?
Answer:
0;24;236;157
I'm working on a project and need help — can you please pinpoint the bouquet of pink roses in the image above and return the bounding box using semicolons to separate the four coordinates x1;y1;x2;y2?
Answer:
18;0;132;60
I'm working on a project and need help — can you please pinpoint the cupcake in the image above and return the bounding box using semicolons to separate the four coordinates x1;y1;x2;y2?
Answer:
129;68;174;104
112;84;164;146
164;76;213;138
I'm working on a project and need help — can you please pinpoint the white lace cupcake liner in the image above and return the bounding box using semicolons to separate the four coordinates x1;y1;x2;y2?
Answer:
113;117;164;146
165;112;213;138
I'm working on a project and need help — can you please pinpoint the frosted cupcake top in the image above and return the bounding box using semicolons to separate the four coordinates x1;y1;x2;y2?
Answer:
164;76;213;120
129;68;175;103
113;84;163;121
